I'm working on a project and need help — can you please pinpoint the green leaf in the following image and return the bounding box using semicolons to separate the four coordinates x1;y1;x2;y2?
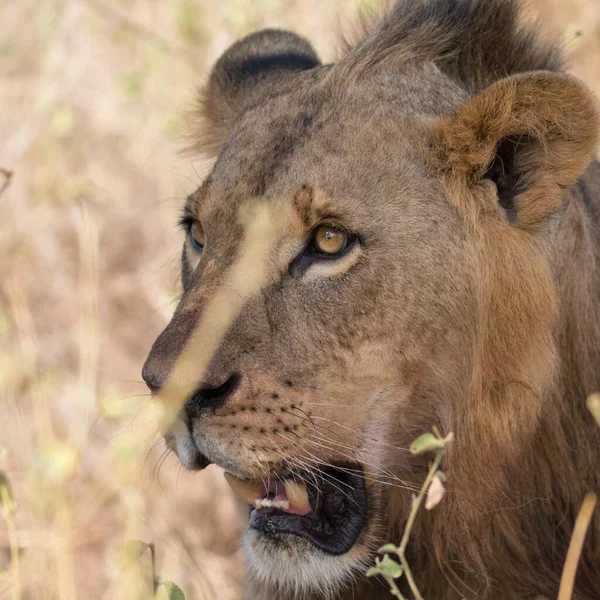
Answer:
410;432;445;455
124;540;149;561
378;543;399;554
366;567;379;578
160;581;186;600
378;555;403;579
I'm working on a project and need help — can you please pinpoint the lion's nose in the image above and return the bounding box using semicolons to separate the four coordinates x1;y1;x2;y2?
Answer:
186;372;241;417
141;355;167;395
142;351;241;413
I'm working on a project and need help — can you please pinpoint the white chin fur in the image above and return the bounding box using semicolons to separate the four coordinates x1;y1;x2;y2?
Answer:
243;529;367;599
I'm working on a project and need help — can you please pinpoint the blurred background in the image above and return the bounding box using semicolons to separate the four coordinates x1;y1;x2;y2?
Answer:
0;1;598;598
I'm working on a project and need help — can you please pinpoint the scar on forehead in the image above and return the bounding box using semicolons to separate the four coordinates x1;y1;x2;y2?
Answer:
293;185;314;227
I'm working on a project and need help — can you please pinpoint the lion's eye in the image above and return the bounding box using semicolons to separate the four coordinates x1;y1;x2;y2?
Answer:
189;220;205;251
290;222;357;274
312;224;348;255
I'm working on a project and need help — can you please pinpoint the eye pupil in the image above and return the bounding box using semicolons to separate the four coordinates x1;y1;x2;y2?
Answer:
314;224;347;255
190;220;205;250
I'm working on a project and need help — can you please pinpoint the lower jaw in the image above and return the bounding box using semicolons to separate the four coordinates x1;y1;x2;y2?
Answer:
183;441;370;555
248;465;368;555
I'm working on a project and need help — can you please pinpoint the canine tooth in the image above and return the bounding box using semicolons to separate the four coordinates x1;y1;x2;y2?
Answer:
284;480;310;511
223;472;264;506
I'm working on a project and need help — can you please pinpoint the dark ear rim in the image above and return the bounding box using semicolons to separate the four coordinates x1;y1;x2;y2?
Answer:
186;29;321;159
432;71;600;228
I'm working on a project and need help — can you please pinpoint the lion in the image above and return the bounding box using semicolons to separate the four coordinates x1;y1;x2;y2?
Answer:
141;0;600;598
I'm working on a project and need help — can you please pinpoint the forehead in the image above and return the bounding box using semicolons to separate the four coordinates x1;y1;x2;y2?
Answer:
189;67;460;221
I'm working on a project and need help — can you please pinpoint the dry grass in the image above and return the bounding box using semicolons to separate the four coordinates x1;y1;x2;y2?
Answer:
0;1;598;598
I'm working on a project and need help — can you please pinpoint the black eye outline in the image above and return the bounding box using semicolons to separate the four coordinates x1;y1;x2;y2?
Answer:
289;222;359;275
179;216;205;253
189;222;205;252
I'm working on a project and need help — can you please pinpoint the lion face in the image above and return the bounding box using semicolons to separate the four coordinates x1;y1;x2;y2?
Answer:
144;84;471;591
142;20;599;599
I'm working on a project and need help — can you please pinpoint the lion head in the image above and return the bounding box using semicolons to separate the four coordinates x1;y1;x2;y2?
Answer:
142;1;600;598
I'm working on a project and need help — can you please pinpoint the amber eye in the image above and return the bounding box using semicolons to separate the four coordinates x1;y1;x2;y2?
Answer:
189;220;205;251
312;224;348;255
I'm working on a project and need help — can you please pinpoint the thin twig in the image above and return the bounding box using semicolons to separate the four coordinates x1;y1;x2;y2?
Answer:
0;169;13;200
384;575;406;599
1;485;20;600
396;450;446;600
369;430;453;599
149;542;159;596
558;493;597;600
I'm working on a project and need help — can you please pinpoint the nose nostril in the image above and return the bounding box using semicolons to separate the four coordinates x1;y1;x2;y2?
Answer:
186;373;241;418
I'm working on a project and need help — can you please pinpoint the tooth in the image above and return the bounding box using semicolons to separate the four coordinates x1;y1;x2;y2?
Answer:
284;480;310;511
255;499;290;511
223;472;264;506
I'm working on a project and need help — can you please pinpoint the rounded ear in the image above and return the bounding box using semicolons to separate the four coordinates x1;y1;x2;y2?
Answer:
187;29;320;159
435;71;600;229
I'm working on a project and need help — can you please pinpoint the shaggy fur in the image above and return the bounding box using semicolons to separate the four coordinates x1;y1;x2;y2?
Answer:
336;0;562;91
144;1;600;598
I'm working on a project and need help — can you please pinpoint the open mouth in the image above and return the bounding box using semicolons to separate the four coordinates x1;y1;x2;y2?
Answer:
224;464;368;555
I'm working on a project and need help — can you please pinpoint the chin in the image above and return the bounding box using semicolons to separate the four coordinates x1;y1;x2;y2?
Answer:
243;529;372;599
175;426;377;597
240;468;375;598
227;463;375;597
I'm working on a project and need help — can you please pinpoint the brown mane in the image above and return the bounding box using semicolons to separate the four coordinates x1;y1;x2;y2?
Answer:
336;2;600;598
413;164;600;598
338;0;562;92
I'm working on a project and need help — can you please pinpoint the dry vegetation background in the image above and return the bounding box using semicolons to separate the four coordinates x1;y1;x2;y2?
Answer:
0;0;598;599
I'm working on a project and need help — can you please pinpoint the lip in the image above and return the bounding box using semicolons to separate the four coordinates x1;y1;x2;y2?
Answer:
236;464;369;555
184;445;369;554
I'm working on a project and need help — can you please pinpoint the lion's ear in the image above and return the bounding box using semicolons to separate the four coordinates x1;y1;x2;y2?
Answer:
188;29;320;159
437;71;600;229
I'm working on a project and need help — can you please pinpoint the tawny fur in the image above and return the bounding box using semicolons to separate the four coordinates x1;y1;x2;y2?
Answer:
144;1;600;598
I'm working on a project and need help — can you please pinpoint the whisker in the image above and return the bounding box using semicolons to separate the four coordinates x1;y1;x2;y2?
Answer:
310;415;412;453
271;435;331;494
274;433;360;506
267;444;323;497
318;462;419;493
154;447;173;485
276;411;417;489
303;434;414;489
286;405;319;435
286;407;346;441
